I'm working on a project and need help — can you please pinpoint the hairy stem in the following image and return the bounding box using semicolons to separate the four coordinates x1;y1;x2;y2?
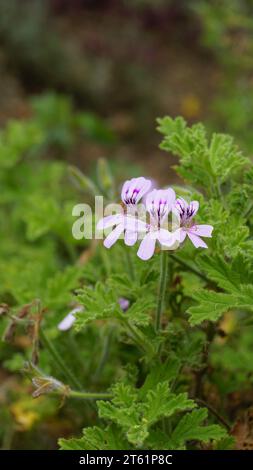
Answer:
125;249;135;280
194;322;215;399
68;390;112;401
121;317;154;356
92;327;114;382
196;398;231;431
40;329;82;391
155;250;168;332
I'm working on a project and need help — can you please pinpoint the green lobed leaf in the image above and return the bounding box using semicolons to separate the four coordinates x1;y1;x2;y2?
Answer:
170;408;227;449
187;290;239;325
59;425;129;450
157;116;248;193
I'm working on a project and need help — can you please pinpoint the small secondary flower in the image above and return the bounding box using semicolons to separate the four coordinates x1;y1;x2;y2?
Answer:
174;197;213;248
118;297;130;312
58;306;84;331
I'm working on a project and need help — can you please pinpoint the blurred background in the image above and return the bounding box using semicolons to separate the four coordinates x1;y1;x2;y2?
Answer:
1;0;253;450
1;0;253;179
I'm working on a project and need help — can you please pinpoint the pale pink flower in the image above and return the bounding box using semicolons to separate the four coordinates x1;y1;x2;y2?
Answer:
137;188;178;261
58;306;84;331
97;177;151;248
174;198;213;248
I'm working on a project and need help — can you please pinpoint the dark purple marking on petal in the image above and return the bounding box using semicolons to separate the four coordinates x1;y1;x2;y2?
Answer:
124;187;141;205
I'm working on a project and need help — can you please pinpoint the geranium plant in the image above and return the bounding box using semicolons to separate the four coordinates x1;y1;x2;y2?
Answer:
2;115;253;450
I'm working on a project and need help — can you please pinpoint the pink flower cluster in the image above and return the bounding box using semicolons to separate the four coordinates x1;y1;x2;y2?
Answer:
97;177;213;261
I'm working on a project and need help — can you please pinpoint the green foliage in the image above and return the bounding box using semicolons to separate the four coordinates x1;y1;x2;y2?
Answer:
3;112;252;450
157;116;247;193
0;119;43;170
59;425;129;450
60;382;226;450
75;283;122;328
31;93;115;152
139;359;181;397
210;327;253;394
60;379;226;450
76;278;155;330
194;0;253;154
187;254;253;324
97;381;194;447
158;116;253;330
168;408;227;450
188;291;240;325
194;0;253;69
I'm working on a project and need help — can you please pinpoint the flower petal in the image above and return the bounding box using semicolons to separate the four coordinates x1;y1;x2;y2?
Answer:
173;228;187;243
121;177;151;205
157;228;175;247
190;200;199;216
191;224;213;238
187;232;208;248
104;224;124;249
174;197;188;213
58;312;76;331
174;198;199;224
137;233;157;261
179;228;187;243
124;230;138;246
58;306;83;331
124;216;147;232
97;213;123;230
146;188;176;224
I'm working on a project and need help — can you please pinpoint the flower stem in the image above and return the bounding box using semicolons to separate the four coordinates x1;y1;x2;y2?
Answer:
40;329;82;391
68;390;112;401
155;250;168;332
125;249;135;280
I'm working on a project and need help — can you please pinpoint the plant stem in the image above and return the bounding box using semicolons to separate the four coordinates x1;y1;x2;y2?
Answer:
100;248;111;277
125;249;135;280
155;250;168;332
196;398;231;431
92;327;114;382
122;317;154;356
69;333;87;383
68;390;112;401
194;322;215;399
170;253;209;283
40;329;82;391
